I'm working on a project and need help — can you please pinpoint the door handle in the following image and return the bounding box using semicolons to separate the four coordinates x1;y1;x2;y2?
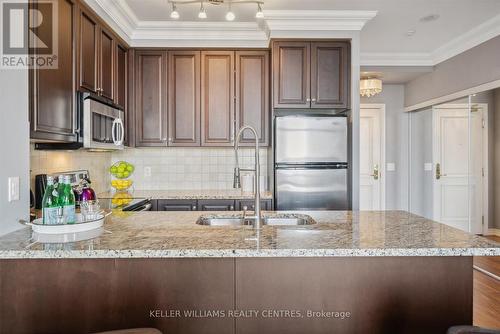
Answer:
370;164;379;180
436;163;447;179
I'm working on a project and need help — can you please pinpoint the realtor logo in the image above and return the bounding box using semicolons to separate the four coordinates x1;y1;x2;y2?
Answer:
1;0;58;69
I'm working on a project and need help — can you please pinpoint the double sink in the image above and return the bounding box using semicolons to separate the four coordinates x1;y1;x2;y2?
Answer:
196;214;316;226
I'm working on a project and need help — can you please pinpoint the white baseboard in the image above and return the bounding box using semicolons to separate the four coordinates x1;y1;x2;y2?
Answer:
486;228;500;237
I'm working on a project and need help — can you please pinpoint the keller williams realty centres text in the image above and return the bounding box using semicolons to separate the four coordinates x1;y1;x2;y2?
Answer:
149;309;352;319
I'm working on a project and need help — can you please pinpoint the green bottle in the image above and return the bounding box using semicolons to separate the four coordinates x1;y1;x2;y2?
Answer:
59;175;76;224
42;176;59;225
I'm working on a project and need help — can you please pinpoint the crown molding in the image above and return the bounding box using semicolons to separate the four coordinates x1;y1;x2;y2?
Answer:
430;13;500;65
263;10;377;32
83;0;134;44
360;52;434;66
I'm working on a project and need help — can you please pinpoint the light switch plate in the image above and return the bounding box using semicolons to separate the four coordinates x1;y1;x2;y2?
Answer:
424;163;433;171
144;166;152;177
8;177;20;202
386;163;396;172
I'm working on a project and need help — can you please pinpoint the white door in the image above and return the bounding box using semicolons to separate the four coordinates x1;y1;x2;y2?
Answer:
360;104;385;210
432;104;486;233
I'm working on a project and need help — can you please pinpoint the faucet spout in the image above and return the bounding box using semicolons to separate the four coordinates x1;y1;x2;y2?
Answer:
233;125;261;230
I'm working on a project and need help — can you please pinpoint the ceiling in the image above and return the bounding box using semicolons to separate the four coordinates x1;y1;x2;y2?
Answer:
124;0;500;51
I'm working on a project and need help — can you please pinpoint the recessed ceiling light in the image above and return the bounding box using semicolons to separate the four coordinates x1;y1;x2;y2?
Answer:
406;29;416;36
419;14;440;23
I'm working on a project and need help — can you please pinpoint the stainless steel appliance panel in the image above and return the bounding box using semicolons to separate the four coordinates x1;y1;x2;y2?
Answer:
276;167;348;210
276;116;348;164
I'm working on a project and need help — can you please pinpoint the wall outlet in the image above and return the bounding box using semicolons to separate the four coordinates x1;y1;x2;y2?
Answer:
386;163;396;172
144;166;152;177
8;177;20;202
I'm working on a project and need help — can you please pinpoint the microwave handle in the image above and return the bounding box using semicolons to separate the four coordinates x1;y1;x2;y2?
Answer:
117;119;125;145
111;119;119;145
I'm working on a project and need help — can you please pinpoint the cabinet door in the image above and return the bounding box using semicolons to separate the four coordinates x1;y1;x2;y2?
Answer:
236;199;272;211
235;51;269;146
30;0;77;142
201;51;235;146
135;51;168;147
198;200;235;211
168;51;201;146
311;42;350;109
272;41;310;109
115;43;127;109
78;9;98;93
157;200;198;211
99;27;114;100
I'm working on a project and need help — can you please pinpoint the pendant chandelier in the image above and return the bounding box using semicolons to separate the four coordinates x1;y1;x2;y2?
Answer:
360;78;383;97
168;0;265;21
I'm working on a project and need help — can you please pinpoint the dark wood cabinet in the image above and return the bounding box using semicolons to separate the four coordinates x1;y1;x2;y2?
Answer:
98;27;114;100
198;200;235;211
201;51;235;146
311;42;349;109
236;51;269;146
168;51;201;146
236;199;273;211
272;41;310;109
272;40;350;109
115;43;127;109
78;8;98;93
30;0;77;142
157;199;197;211
135;50;168;147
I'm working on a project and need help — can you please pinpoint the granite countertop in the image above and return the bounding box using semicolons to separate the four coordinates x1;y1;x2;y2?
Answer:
97;189;273;200
1;211;499;259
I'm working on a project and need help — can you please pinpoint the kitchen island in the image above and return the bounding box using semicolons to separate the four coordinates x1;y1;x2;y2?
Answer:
1;210;499;334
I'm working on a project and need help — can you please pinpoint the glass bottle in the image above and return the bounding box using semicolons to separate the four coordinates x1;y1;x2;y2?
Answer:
41;176;59;225
60;175;76;224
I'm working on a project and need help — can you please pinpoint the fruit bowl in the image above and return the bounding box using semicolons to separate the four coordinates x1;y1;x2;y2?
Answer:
111;179;133;191
109;161;135;179
111;191;133;207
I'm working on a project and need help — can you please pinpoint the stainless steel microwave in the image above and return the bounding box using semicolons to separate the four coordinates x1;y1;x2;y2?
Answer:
82;93;124;150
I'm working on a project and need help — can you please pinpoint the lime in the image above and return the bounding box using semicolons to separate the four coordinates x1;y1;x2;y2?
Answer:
126;165;134;172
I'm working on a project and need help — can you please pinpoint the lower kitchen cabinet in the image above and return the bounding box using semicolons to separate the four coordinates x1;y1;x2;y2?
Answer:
198;200;235;211
157;199;197;211
236;199;273;211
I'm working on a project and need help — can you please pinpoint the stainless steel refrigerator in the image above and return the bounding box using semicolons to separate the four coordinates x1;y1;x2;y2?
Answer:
275;115;350;210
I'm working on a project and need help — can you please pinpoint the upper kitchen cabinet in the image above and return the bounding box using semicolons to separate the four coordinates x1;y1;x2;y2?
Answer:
98;27;114;100
115;43;128;109
272;40;350;109
235;51;270;146
30;0;78;142
78;8;98;94
310;42;350;109
135;50;168;147
272;41;310;109
168;51;201;146
201;51;235;147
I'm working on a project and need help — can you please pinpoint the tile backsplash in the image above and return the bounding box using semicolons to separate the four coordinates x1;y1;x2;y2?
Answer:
30;145;112;194
30;146;270;193
111;148;269;191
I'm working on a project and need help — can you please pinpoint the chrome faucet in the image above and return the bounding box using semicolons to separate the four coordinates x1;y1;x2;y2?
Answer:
233;125;261;229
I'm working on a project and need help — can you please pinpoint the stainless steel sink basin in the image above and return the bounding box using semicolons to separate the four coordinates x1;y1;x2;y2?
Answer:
196;214;316;226
196;216;251;226
262;217;314;226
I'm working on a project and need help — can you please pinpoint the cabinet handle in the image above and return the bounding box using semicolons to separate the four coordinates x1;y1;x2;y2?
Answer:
230;205;234;210
168;137;173;142
312;98;317;102
192;205;197;210
306;98;311;102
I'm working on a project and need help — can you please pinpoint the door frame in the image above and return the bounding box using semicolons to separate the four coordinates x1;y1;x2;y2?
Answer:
360;103;386;210
431;103;489;235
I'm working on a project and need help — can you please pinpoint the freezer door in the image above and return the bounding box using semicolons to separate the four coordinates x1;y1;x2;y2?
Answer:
276;116;348;164
276;167;349;210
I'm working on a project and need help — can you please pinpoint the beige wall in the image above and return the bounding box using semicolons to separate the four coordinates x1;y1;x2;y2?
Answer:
405;36;500;108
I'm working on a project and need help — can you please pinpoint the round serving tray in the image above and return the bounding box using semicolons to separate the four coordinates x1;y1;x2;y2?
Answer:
28;213;108;234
